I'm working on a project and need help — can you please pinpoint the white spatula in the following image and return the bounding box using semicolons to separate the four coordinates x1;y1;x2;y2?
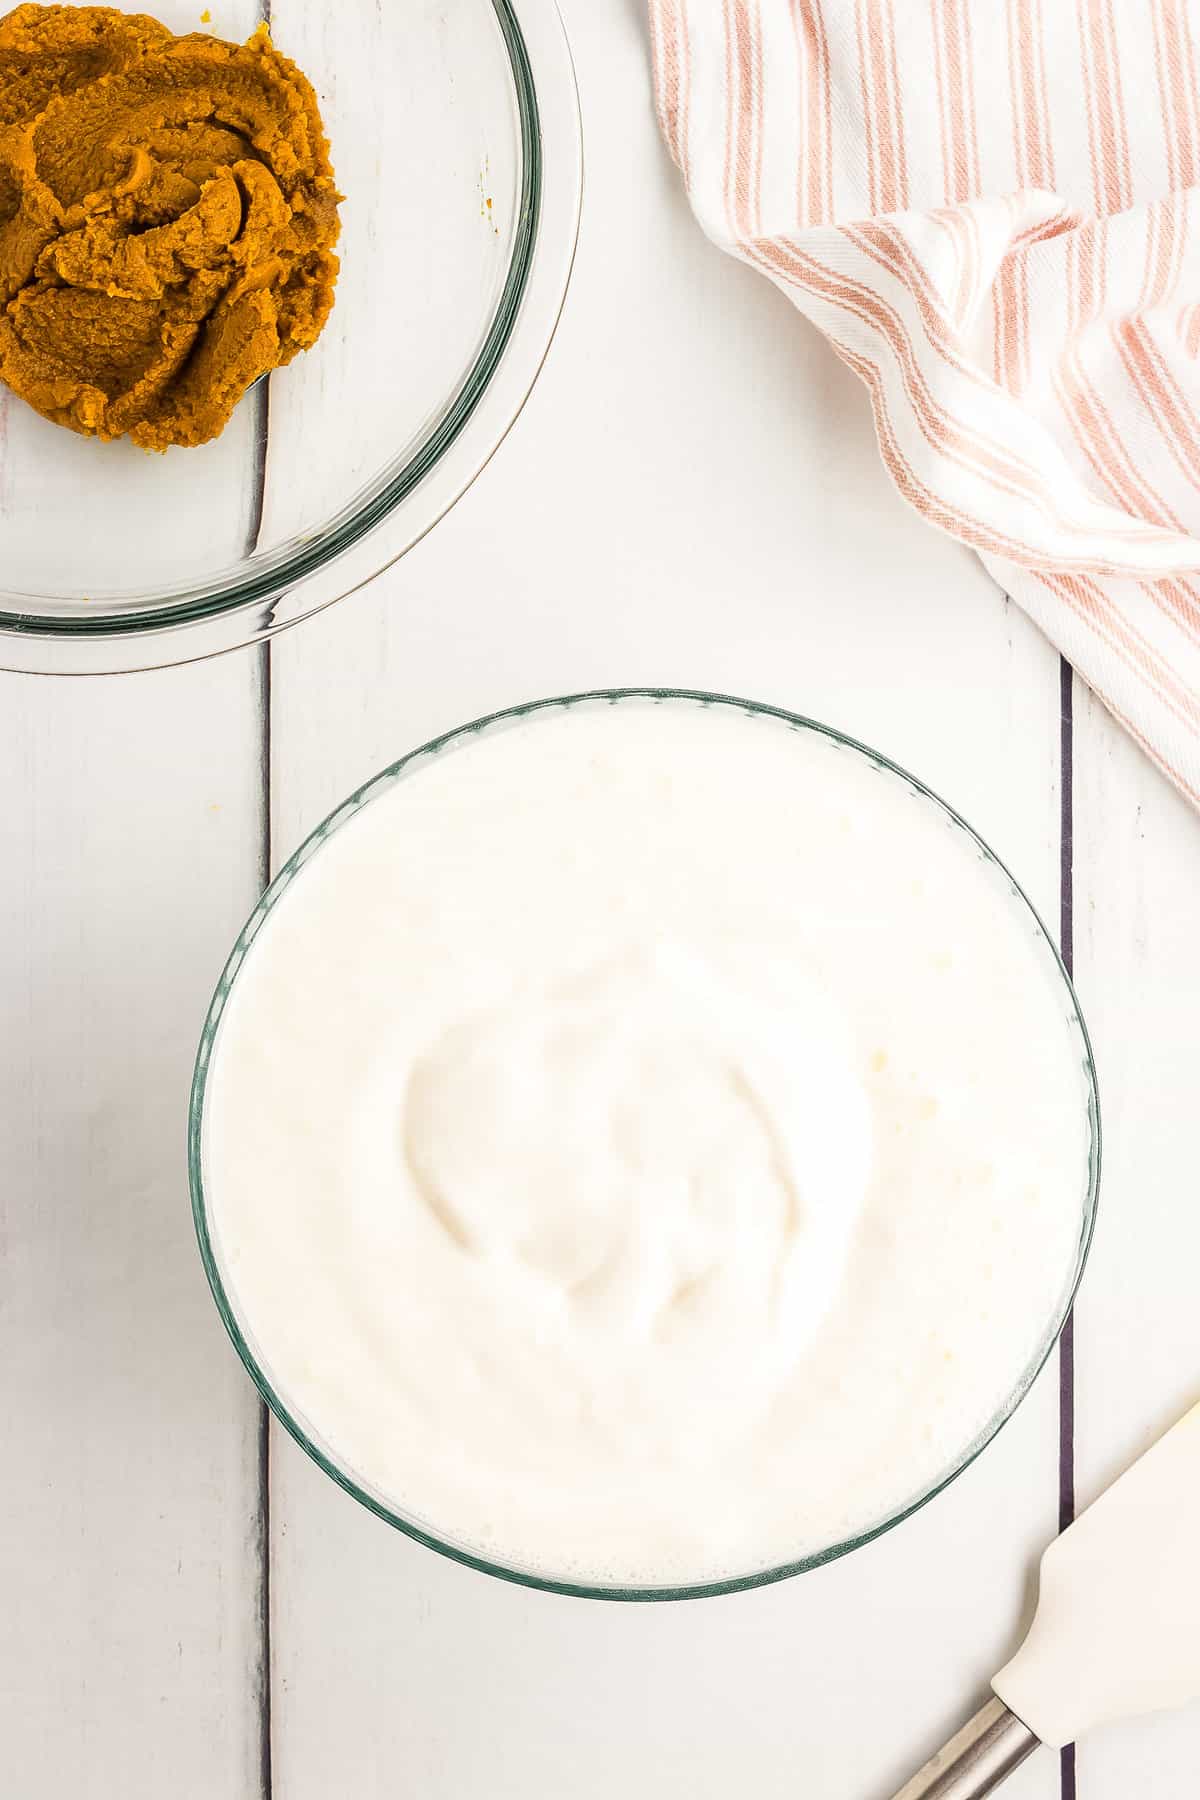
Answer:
891;1401;1200;1799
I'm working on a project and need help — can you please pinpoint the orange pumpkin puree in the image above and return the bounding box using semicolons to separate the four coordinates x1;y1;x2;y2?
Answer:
0;4;340;449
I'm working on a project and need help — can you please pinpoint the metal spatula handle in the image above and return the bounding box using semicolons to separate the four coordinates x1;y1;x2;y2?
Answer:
888;1697;1040;1800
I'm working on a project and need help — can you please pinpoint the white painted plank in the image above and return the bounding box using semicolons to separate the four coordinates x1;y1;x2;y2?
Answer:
0;386;265;600
1071;684;1200;1797
265;1;1067;1794
0;655;266;1798
259;0;524;554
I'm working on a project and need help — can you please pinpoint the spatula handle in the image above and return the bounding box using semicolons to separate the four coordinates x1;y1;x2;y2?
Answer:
888;1696;1040;1800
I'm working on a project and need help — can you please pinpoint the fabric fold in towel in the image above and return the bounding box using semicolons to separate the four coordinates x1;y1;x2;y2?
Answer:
648;0;1200;807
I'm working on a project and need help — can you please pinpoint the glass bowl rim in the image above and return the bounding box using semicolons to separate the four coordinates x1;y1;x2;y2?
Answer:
188;687;1102;1602
0;0;581;668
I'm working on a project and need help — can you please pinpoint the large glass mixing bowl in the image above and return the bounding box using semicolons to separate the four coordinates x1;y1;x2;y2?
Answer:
190;690;1101;1602
0;0;581;673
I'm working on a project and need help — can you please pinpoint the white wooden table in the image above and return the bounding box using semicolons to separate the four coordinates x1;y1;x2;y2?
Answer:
3;3;1199;1794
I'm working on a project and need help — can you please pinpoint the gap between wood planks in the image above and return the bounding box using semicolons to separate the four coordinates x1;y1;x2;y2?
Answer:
1059;655;1076;1800
250;328;273;1800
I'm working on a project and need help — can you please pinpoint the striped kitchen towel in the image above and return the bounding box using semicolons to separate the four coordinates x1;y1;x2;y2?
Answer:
648;0;1200;808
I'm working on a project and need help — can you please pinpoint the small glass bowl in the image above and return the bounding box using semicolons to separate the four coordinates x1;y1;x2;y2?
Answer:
190;690;1101;1601
0;0;581;673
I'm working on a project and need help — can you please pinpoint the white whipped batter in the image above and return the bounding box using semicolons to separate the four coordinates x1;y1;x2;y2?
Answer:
203;698;1092;1588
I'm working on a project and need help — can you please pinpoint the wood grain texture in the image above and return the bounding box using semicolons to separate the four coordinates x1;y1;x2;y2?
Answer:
0;658;267;1797
264;3;1065;1796
258;0;523;554
1070;684;1200;1798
